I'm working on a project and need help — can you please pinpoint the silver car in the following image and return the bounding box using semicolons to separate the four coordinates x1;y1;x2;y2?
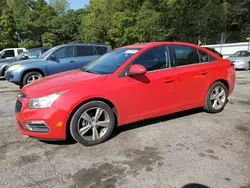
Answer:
227;50;250;70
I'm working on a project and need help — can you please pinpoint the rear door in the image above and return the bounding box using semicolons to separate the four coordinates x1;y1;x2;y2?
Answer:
169;45;211;107
46;46;77;75
74;45;99;68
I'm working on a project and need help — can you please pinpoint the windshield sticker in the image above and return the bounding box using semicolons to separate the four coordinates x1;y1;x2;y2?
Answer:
124;50;139;54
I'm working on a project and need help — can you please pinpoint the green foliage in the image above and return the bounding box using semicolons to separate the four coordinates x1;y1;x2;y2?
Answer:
0;0;250;49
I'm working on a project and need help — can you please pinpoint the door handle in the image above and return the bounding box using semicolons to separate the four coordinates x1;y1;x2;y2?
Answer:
200;71;208;75
70;60;76;63
163;78;174;83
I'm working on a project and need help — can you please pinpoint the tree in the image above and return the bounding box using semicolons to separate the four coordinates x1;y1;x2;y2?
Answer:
49;0;69;15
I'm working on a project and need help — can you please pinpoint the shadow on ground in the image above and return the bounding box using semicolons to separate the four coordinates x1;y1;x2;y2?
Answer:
182;183;210;188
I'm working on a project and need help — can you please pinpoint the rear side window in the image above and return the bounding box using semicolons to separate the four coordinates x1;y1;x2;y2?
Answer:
76;46;94;57
4;50;15;58
95;46;107;55
172;45;199;66
198;50;209;63
54;47;73;59
17;49;23;54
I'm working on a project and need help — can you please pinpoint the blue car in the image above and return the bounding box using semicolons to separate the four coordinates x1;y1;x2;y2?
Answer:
0;47;50;78
5;44;112;88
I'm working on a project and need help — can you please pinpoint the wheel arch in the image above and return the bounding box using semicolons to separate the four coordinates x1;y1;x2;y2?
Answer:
21;68;45;83
211;79;229;91
65;97;118;139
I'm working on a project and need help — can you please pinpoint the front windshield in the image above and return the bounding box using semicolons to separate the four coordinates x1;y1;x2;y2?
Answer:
82;48;141;74
27;49;40;58
230;51;250;57
37;46;58;59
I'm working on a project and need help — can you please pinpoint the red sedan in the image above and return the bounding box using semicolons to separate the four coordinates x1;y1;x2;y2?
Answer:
15;42;235;146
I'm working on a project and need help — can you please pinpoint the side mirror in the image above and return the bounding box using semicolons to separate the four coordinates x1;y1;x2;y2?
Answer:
20;55;28;60
50;54;56;60
127;64;147;76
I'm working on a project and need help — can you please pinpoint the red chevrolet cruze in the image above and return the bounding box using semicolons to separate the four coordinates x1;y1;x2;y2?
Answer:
15;42;235;146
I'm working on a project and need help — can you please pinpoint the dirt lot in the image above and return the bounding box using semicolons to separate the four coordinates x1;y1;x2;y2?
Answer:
0;71;249;188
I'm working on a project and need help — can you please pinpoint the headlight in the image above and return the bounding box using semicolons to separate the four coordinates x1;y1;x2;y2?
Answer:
29;91;66;109
235;59;246;64
8;65;21;71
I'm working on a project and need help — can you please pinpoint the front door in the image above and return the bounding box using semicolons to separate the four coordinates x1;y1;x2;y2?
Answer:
47;46;77;75
118;45;180;122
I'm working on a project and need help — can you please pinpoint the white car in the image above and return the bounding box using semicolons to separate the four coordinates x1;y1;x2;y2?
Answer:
227;50;250;70
0;48;26;59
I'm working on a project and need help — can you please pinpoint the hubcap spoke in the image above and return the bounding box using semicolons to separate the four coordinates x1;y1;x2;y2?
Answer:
79;124;92;136
81;112;92;123
217;98;223;106
97;120;110;128
92;126;99;140
212;99;218;108
219;90;225;97
210;94;216;100
215;87;220;95
94;108;104;122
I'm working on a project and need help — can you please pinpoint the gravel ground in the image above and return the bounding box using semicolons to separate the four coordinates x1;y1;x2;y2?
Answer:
0;71;249;188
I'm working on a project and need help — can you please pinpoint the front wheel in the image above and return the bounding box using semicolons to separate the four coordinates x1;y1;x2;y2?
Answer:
70;101;115;146
245;62;250;71
204;82;228;113
21;71;43;88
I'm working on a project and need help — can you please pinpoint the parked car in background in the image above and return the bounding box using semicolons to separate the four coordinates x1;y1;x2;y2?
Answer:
0;48;50;78
204;47;223;58
0;48;26;59
15;42;235;146
227;50;250;70
5;44;112;88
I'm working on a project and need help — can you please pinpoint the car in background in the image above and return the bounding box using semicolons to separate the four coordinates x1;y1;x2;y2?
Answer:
0;48;50;78
204;47;223;58
5;44;112;88
0;48;26;59
15;42;235;146
227;50;250;70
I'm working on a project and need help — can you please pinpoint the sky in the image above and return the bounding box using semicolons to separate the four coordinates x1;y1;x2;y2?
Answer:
67;0;89;10
46;0;89;10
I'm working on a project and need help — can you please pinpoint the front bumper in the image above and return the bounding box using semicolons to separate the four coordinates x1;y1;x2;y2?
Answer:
15;97;69;140
233;62;247;69
5;70;21;85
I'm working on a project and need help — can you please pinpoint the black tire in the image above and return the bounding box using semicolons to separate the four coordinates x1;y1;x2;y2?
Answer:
70;101;115;146
21;71;43;88
245;62;250;71
204;81;228;113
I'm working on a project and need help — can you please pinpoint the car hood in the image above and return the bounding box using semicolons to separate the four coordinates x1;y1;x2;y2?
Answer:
22;69;107;98
8;59;44;67
0;58;18;64
227;56;250;62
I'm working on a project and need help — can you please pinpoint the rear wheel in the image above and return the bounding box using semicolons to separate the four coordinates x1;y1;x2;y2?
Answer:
70;101;115;146
204;82;228;113
21;71;43;88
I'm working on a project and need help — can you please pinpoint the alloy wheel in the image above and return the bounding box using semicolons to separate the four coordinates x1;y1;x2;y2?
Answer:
27;74;41;84
77;107;110;141
210;86;226;110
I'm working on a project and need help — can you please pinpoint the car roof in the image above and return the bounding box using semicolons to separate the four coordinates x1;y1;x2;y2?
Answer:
121;42;200;49
59;43;111;47
28;47;50;51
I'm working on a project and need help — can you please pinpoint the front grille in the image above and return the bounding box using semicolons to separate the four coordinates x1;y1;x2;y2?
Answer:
25;121;50;132
17;92;27;99
15;100;22;113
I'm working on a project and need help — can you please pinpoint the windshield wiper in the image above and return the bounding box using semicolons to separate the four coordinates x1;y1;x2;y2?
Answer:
82;68;100;74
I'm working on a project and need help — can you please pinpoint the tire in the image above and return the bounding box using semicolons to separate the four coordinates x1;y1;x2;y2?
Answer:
245;62;250;71
203;82;228;113
70;101;115;146
21;71;43;88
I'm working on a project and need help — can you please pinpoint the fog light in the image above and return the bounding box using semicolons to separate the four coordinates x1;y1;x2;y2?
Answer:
55;121;63;127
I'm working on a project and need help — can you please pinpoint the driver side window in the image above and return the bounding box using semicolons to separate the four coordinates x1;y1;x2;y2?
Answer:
54;47;73;59
132;46;170;71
